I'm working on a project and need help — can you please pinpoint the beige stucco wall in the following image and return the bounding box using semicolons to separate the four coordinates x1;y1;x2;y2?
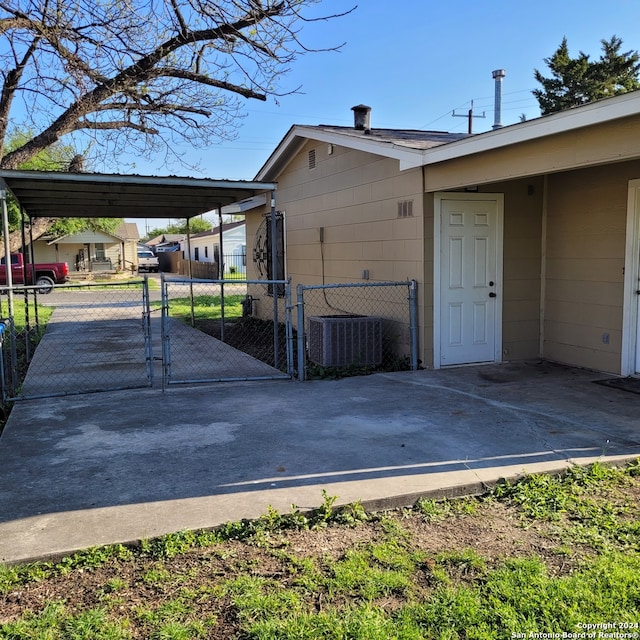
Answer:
424;113;640;192
273;139;424;285
484;178;543;362
247;139;425;361
424;178;543;369
543;160;640;373
248;123;640;375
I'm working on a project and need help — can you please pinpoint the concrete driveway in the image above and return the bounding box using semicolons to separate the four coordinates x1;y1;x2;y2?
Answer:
1;360;639;564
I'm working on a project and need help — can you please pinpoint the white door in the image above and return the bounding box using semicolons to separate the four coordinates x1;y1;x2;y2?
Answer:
635;233;640;374
623;180;640;376
438;196;503;366
636;279;640;373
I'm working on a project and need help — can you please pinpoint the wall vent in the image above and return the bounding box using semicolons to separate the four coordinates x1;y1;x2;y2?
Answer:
397;200;414;218
308;315;383;367
308;148;316;170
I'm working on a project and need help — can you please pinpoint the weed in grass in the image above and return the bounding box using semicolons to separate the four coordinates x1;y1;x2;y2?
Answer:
415;495;480;521
329;546;412;600
142;565;172;585
495;463;640;551
152;620;207;640
377;514;411;541
140;531;198;559
1;602;130;640
249;604;414;640
102;577;127;594
335;500;369;527
221;574;307;624
282;554;324;593
435;549;487;578
0;563;22;595
415;497;446;521
494;472;570;520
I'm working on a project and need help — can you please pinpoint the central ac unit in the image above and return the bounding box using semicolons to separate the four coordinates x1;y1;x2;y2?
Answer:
308;315;383;367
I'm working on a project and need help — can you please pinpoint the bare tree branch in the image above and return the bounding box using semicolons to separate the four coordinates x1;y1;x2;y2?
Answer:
0;0;355;174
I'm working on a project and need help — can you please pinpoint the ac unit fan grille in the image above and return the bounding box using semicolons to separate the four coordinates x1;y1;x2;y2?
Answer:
308;315;383;367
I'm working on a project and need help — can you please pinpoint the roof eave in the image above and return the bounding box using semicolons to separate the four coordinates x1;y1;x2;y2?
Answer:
420;90;640;165
256;125;425;180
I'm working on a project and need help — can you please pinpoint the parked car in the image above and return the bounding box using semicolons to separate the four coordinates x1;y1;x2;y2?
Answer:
137;248;159;273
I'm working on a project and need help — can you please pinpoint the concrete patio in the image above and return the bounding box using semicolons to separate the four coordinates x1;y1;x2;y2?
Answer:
1;359;639;564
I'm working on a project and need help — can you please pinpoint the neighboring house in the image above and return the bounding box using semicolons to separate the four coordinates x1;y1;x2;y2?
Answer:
145;234;185;253
33;222;139;273
182;221;246;275
248;94;640;377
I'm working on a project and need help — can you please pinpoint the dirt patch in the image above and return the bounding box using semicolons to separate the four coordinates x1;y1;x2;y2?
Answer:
195;316;291;370
2;469;639;638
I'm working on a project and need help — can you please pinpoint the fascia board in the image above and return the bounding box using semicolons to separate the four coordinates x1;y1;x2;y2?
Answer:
221;193;267;214
257;125;424;180
419;91;640;166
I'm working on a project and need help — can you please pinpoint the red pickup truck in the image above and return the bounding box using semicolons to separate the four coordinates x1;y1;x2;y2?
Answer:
0;253;70;294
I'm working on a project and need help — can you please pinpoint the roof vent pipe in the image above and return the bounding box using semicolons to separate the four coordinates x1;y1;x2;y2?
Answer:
351;104;372;131
492;69;506;130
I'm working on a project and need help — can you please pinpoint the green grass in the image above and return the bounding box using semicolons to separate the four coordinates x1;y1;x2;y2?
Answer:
0;297;54;417
2;462;640;639
168;294;243;322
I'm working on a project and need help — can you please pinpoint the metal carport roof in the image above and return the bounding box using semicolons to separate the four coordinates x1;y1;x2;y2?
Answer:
0;169;277;219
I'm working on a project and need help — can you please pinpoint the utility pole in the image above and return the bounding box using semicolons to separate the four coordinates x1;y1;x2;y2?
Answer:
452;100;486;134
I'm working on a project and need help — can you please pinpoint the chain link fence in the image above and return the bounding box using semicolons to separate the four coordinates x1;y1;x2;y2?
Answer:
295;281;418;381
161;277;293;386
0;280;153;400
0;277;418;401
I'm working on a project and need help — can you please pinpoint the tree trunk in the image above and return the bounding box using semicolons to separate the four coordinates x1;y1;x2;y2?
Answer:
0;217;57;258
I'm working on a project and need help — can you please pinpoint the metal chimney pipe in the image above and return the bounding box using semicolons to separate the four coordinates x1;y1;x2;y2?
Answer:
492;69;506;130
351;104;372;131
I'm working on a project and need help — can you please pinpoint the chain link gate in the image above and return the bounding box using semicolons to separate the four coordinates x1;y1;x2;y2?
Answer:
160;275;293;386
296;280;419;381
0;279;155;400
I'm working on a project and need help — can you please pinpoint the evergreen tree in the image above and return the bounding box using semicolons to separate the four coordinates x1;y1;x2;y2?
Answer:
533;36;640;115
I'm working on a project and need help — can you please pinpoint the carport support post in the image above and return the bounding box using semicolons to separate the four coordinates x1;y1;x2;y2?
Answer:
270;192;279;370
0;179;17;394
185;218;195;328
218;208;225;342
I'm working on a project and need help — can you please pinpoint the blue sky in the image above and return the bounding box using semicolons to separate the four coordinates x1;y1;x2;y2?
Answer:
130;0;640;233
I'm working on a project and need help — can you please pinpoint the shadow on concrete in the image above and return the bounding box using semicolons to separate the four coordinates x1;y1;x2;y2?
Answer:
1;298;640;562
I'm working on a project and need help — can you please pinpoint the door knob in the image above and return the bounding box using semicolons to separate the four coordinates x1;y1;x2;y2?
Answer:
489;292;497;298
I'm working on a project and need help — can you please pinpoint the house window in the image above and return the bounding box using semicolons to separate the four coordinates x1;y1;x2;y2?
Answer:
213;244;220;265
397;200;414;218
95;242;106;259
205;246;208;259
194;247;200;261
308;148;316;170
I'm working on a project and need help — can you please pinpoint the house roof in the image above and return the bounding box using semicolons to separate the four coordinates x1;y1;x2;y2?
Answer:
0;170;277;220
257;125;467;178
41;221;140;245
256;90;640;180
114;222;140;242
145;234;185;246
188;220;245;240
